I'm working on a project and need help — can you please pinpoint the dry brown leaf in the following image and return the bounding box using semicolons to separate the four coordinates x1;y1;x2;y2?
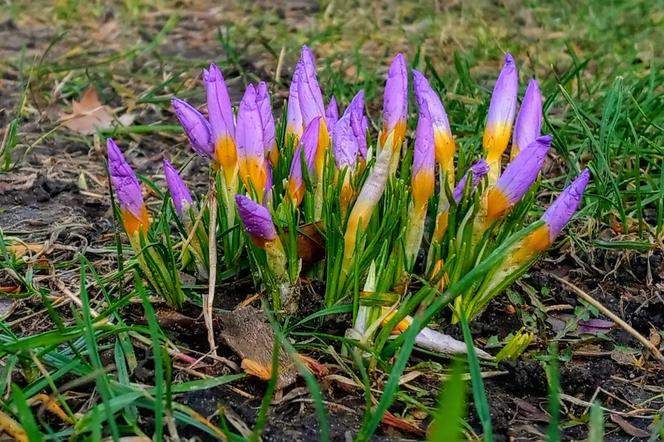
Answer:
219;306;298;389
7;243;44;258
61;88;114;135
381;410;425;436
610;414;649;438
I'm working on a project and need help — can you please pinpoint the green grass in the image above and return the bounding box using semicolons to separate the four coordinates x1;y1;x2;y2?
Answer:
1;0;663;440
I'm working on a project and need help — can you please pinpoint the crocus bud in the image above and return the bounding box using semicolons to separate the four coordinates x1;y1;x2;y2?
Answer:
413;69;455;181
204;64;237;185
541;168;590;241
287;117;320;206
236;84;268;202
486;135;552;224
511;79;542;159
171;98;214;158
107;138;149;236
347;91;368;160
452;160;490;203
379;53;408;152
286;61;304;140
235;194;278;249
483;53;518;180
411;103;435;216
326;96;339;130
163;159;194;218
333;113;359;170
297;45;326;128
508;169;590;273
256;81;277;166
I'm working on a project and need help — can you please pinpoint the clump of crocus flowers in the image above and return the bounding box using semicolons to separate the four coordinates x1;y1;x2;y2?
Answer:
106;46;590;362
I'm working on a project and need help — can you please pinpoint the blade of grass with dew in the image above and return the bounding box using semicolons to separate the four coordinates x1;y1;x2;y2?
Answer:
459;312;493;442
428;358;467;442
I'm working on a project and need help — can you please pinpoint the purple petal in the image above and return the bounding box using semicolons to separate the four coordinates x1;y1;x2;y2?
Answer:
453;160;490;203
412;69;451;135
412;103;435;177
171;98;214;158
236;84;264;161
287;62;303;136
541;168;590;240
495;135;552;204
163;159;193;217
382;53;408;132
107;138;144;218
578;318;613;335
326;96;339;130
513;79;543;154
486;53;518;131
298;67;325;128
333;113;358;169
235;194;277;243
288;117;321;185
203;64;235;143
347;91;367;159
256;81;276;155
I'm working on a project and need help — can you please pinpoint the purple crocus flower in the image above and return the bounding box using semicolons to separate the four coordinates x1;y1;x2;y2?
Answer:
235;194;278;249
286;61;304;139
163;159;194;218
107;138;148;235
411;103;435;215
347;91;368;160
236;84;268;202
380;53;408;150
203;64;236;144
452;160;490;203
541;168;590;241
511;168;589;264
512;79;542;158
483;53;518;173
333;112;358;170
288;117;321;206
171;98;214;158
412;69;455;176
486;134;552;223
256;81;277;165
326;96;339;130
297;46;326;128
203;64;237;182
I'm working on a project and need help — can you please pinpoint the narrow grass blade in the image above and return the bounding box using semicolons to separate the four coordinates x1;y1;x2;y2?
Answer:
428;358;467;442
459;313;493;442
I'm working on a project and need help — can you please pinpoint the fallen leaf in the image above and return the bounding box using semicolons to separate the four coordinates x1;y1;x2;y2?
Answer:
610;414;649;438
61;88;114;135
0;296;17;320
7;243;44;258
219;306;298;389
